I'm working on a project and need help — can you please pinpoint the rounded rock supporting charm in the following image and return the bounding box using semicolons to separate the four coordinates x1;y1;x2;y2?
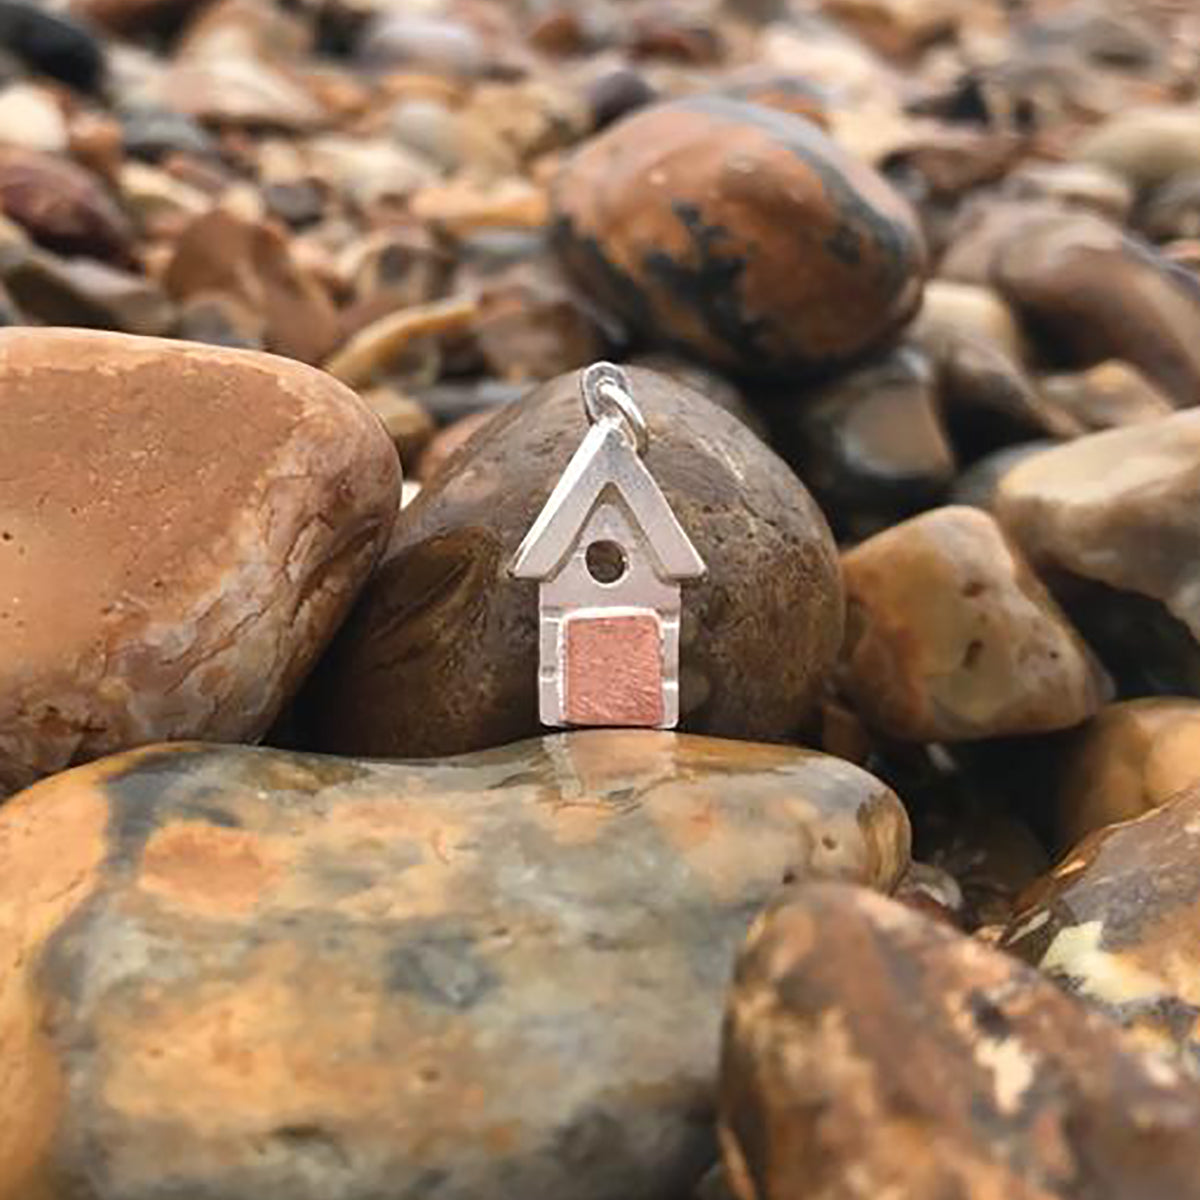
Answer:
510;362;706;730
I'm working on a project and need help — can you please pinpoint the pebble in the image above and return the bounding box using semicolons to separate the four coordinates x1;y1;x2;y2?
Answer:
356;13;487;77
840;506;1111;742
0;0;105;91
949;440;1055;512
360;384;435;470
470;257;607;382
0;732;910;1199
163;207;339;364
995;412;1200;695
1003;160;1135;224
2;6;1200;1197
1139;171;1200;243
770;345;954;539
1039;361;1175;433
552;96;927;377
323;294;479;389
119;104;218;162
159;55;329;131
2;248;175;335
721;881;1200;1200
413;406;502;482
304;365;843;758
1075;105;1200;190
0;83;68;153
0;328;399;795
0;145;134;264
908;277;1027;364
1055;698;1200;851
936;331;1083;455
1003;782;1200;1076
992;210;1200;406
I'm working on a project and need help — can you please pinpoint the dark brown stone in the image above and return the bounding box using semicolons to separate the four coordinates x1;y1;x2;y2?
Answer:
770;345;953;539
0;145;134;265
1003;782;1200;1077
305;366;843;758
992;211;1200;406
936;331;1083;455
0;732;910;1200
551;97;926;378
720;881;1200;1200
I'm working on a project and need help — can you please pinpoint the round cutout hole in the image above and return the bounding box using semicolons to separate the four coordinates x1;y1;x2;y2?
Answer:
585;540;627;584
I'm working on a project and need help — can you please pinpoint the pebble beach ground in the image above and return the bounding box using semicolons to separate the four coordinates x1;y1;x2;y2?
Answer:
4;1;1200;1197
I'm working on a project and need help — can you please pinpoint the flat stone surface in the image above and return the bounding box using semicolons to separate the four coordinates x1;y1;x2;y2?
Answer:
0;732;911;1200
0;327;400;795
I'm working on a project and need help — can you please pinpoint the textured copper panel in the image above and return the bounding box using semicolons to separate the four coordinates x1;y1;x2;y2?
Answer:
564;613;664;727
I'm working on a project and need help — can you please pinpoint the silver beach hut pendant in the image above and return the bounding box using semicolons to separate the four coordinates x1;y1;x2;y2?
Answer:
509;362;707;729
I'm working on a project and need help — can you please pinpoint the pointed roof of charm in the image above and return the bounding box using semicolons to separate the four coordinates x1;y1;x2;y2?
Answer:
509;416;706;582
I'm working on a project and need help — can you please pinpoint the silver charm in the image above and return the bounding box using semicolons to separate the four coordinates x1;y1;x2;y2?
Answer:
510;362;706;729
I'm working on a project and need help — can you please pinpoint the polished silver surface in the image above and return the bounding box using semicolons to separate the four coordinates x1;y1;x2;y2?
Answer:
510;362;706;729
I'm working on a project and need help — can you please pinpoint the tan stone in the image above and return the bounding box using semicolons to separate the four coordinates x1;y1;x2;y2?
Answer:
359;384;434;469
721;881;1200;1200
0;328;400;795
0;733;910;1199
0;83;68;154
820;0;962;58
1056;698;1200;849
1075;106;1200;190
163;207;339;364
995;412;1200;654
158;56;329;131
1040;361;1176;432
909;278;1027;364
323;294;478;389
841;506;1110;741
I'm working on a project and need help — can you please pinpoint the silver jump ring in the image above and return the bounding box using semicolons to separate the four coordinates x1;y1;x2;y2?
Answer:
581;362;650;456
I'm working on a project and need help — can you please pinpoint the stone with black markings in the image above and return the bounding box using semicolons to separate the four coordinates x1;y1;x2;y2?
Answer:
720;881;1200;1200
0;731;911;1200
551;97;927;378
1003;782;1200;1077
